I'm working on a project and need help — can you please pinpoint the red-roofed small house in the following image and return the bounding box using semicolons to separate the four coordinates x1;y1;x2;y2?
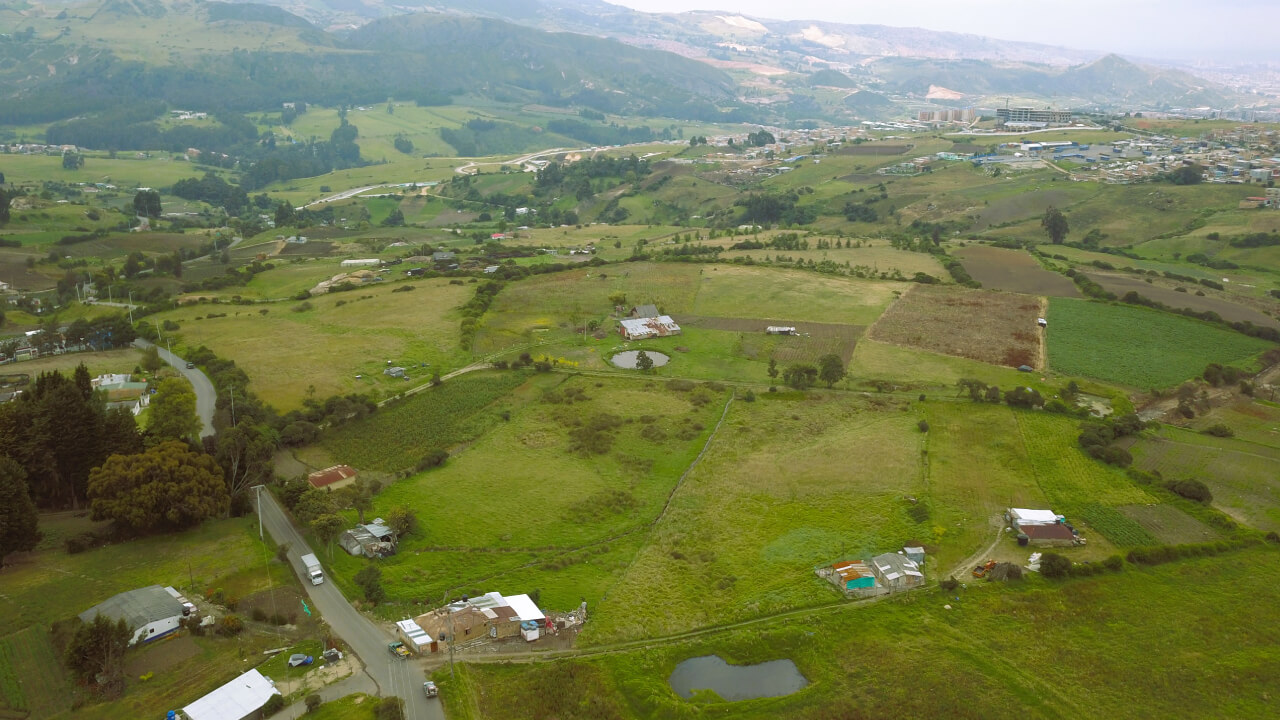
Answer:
307;465;358;491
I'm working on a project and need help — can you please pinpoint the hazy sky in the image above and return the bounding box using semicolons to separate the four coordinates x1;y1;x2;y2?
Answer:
605;0;1276;64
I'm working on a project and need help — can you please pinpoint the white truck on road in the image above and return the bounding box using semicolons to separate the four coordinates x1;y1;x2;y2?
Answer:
301;553;324;585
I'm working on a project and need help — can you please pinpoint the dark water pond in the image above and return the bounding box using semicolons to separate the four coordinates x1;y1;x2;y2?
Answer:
668;655;808;701
610;350;670;369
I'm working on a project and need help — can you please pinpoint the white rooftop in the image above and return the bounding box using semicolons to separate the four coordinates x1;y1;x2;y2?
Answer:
182;669;279;720
504;593;545;623
1010;508;1060;525
395;618;433;647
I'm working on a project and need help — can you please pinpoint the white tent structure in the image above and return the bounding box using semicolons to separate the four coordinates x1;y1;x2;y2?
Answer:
182;668;279;720
1008;508;1062;526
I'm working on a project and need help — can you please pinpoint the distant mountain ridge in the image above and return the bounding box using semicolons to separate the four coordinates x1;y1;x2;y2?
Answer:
203;0;1250;113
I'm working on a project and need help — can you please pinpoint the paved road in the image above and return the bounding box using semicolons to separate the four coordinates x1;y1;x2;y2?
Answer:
257;491;444;720
133;338;216;438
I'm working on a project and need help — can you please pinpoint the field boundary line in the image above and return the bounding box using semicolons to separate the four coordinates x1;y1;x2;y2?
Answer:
596;393;735;607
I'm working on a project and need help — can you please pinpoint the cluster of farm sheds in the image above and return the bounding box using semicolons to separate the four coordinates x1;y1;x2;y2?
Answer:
817;507;1083;596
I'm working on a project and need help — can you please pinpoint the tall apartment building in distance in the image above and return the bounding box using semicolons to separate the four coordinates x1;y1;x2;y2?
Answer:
917;108;976;124
996;107;1073;128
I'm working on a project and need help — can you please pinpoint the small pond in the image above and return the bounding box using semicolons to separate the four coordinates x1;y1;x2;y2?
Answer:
668;655;808;702
610;350;670;369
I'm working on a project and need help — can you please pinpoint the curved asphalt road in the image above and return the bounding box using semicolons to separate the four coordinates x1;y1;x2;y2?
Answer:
256;491;444;720
133;338;216;438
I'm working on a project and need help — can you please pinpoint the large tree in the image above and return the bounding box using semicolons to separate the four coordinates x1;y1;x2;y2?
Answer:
148;377;200;443
817;353;846;388
132;189;162;218
64;615;132;697
214;423;276;510
1041;206;1069;245
782;363;818;390
0;187;9;225
0;456;40;566
87;441;229;534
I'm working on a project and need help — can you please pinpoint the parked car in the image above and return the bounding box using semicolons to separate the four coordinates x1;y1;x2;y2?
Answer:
423;681;438;698
287;654;314;667
388;641;410;659
185;361;195;369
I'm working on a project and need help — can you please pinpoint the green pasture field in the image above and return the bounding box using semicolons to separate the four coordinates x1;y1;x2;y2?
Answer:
324;375;726;616
1128;426;1280;532
160;277;475;409
718;243;948;278
321;370;535;472
0;153;230;190
0;347;143;377
691;264;898;325
471;262;702;355
986;183;1252;247
584;392;924;645
182;260;346;302
921;402;1143;569
441;549;1280;720
0;515;276;637
1045;298;1274;389
302;694;379;720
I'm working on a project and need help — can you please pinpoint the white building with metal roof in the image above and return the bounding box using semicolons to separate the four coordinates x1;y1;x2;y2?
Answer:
78;585;186;645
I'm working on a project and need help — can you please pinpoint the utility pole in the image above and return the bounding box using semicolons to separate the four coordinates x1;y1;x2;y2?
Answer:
253;484;265;541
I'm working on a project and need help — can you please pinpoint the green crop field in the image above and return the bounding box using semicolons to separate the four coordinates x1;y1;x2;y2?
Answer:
160;277;475;408
1046;297;1274;389
321;371;536;472
323;375;727;616
0;625;72;719
439;550;1280;720
584;392;924;645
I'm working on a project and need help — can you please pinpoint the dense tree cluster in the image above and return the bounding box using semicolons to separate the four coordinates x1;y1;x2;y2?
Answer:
0;366;142;509
87;440;230;534
170;172;249;215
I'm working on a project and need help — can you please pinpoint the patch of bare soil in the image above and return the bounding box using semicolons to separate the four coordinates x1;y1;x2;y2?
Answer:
868;284;1043;368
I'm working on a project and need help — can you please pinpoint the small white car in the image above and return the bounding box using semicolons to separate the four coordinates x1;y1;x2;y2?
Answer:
423;681;438;698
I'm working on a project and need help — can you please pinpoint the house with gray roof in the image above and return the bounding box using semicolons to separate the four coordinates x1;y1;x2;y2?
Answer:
78;585;186;645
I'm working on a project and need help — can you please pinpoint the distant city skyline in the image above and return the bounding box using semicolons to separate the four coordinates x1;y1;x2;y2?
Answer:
606;0;1277;64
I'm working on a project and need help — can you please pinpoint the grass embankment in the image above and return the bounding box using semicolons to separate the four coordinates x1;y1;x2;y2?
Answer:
1046;297;1274;389
440;548;1280;720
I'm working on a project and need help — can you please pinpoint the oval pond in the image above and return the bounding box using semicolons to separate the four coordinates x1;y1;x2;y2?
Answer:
610;350;670;369
668;655;808;702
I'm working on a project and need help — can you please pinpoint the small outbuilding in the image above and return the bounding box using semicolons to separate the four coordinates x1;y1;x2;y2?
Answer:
307;465;357;491
182;668;280;720
79;585;186;646
629;304;660;319
1019;523;1077;547
395;618;436;654
870;552;925;592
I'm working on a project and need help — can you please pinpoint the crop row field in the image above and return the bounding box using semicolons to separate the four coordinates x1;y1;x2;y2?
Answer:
868;284;1044;369
0;625;71;719
1127;428;1280;533
1046;297;1275;389
321;371;536;472
441;548;1280;720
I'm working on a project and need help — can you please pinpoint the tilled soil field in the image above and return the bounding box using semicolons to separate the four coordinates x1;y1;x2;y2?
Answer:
868;284;1043;368
956;246;1079;296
